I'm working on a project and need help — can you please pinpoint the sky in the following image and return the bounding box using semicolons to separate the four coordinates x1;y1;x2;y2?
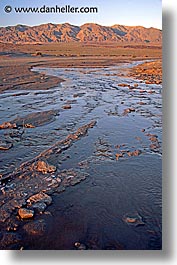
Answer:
0;0;162;29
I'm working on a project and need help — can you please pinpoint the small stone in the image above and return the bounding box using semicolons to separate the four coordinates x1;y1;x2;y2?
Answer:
149;136;158;142
62;104;71;110
129;107;135;112
125;217;137;223
150;143;160;150
118;83;130;88
18;208;34;219
123;213;145;226
138;102;146;105
127;150;142;157
24;123;35;128
47;179;59;188
123;107;135;115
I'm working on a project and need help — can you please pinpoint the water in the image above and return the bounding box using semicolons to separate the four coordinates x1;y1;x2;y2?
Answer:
0;62;162;249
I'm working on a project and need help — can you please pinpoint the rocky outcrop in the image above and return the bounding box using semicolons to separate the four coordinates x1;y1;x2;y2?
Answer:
0;120;96;223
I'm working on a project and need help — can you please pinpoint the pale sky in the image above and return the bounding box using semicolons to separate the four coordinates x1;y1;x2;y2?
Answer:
0;0;162;29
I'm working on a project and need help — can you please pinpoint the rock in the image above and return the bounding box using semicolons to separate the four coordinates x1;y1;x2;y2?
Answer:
149;136;158;142
47;179;59;189
145;81;152;84
0;122;17;130
115;153;123;161
23;219;47;236
138;101;146;105
118;83;130;88
62;104;71;110
150;143;160;151
34;160;56;174
24;123;35;128
129;108;135;112
74;242;87;250
125;217;137;223
0;121;96;227
123;213;145;226
18;208;34;219
134;83;139;88
123;108;136;115
35;52;43;56
27;192;52;206
127;150;142;157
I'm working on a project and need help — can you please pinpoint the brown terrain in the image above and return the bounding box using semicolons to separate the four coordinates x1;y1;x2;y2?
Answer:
0;23;162;93
0;41;162;93
0;23;162;44
0;24;162;250
128;60;162;84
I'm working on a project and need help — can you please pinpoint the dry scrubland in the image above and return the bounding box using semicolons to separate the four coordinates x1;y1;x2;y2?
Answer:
0;42;162;93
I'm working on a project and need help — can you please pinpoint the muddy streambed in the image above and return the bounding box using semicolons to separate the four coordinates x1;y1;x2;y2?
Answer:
0;62;162;250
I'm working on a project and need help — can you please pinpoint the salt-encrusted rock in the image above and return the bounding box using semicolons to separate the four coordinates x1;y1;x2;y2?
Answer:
34;160;56;174
18;208;34;219
27;192;52;206
31;202;47;212
0;122;17;130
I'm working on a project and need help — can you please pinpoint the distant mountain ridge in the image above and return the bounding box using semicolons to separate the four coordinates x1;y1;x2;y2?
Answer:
0;23;162;44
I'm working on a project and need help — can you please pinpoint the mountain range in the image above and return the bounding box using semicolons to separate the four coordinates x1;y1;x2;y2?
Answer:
0;23;162;44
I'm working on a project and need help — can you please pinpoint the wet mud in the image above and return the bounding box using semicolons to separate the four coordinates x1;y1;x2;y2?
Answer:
0;61;162;250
